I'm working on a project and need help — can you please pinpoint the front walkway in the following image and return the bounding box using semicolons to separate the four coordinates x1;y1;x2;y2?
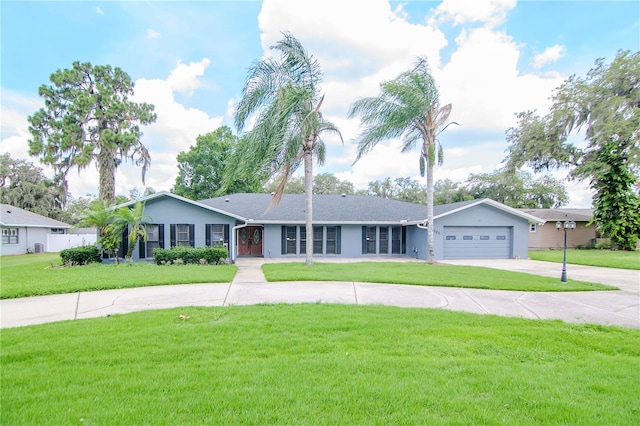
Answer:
1;258;638;329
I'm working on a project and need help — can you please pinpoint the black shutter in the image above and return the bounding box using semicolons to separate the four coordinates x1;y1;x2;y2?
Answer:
336;226;341;255
205;224;211;247
189;224;195;247
159;225;165;249
362;226;366;254
223;224;229;246
170;224;176;247
402;226;407;254
139;233;146;259
281;226;286;255
120;227;129;258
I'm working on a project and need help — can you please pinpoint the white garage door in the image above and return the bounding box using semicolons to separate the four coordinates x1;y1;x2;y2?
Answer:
443;226;512;259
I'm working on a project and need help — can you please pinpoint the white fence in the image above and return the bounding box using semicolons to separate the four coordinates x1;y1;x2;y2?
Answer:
47;233;97;252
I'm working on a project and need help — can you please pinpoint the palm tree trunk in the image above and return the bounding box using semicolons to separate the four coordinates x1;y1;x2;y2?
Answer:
304;149;314;266
426;151;435;262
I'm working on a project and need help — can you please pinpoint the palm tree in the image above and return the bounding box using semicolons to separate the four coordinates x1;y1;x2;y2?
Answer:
231;32;342;266
348;58;457;262
75;200;122;262
113;201;151;259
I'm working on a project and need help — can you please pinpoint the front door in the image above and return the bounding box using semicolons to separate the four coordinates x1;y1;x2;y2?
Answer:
237;226;263;257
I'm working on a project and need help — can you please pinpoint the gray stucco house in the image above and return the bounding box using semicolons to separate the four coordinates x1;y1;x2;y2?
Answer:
0;204;71;255
115;191;544;262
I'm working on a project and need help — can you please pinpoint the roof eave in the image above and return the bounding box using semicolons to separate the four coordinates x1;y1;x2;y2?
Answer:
114;191;248;221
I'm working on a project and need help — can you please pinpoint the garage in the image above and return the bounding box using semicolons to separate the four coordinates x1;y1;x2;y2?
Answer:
443;226;512;259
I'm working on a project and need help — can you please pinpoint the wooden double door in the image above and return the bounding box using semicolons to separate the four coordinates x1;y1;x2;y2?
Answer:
237;226;263;256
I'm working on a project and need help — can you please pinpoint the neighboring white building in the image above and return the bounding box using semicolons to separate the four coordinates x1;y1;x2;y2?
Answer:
0;204;73;255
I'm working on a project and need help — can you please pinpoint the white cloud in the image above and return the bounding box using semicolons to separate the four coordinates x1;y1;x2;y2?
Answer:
166;58;211;95
430;0;517;27
533;44;566;69
438;26;563;130
258;0;448;72
146;29;161;39
254;0;577;203
95;6;104;15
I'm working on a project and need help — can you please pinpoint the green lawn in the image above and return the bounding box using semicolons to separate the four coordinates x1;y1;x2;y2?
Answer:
2;305;638;425
263;262;615;292
529;249;640;270
0;253;236;299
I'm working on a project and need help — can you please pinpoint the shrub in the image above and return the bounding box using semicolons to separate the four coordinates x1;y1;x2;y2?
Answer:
60;246;102;266
153;246;228;265
595;239;612;250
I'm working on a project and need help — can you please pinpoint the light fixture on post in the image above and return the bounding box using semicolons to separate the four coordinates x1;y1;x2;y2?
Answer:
555;220;576;283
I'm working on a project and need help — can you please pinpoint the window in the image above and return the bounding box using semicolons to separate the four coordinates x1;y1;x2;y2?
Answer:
326;226;341;255
206;224;229;248
530;223;537;233
2;228;18;244
480;235;490;240
445;235;456;240
496;235;507;240
51;228;66;234
301;226;323;254
391;226;404;254
379;226;389;254
170;224;194;247
284;226;341;255
463;236;473;240
282;226;297;254
299;226;307;254
362;226;377;254
313;226;323;254
144;224;161;258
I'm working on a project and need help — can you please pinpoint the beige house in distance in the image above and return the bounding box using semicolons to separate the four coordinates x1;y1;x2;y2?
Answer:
520;208;596;250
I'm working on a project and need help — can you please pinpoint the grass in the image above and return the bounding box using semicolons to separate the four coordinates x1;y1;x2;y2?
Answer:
529;249;640;270
0;253;237;299
262;262;616;292
2;304;639;425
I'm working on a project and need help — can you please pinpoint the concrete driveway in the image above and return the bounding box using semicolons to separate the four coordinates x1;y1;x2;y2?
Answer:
1;258;638;329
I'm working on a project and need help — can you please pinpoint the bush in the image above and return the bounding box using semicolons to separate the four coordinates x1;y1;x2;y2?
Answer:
153;246;228;265
60;246;102;266
595;240;612;250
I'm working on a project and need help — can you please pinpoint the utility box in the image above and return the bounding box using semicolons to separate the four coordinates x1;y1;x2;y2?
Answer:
34;243;44;253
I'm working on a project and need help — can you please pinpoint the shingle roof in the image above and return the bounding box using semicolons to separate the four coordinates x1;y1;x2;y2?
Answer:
199;194;544;224
519;208;593;222
199;194;429;223
0;204;71;228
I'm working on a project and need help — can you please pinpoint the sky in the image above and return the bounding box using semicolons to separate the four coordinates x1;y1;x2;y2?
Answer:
1;0;638;208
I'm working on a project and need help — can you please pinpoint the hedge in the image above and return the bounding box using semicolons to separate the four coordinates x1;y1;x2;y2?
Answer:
153;246;229;265
60;246;102;265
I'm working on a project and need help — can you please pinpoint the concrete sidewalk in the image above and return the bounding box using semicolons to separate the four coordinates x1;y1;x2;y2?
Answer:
1;258;638;329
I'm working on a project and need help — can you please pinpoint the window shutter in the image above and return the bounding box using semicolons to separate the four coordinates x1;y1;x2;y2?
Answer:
223;224;229;247
139;234;146;259
120;227;129;258
281;226;286;255
170;224;176;247
205;225;211;247
402;226;407;254
159;225;165;249
336;226;341;255
361;226;366;254
189;224;195;247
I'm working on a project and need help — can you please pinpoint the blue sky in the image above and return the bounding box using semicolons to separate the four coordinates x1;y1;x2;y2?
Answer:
1;0;638;207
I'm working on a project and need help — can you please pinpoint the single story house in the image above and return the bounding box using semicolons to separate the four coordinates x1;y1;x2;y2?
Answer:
520;208;596;250
0;204;71;255
115;192;544;262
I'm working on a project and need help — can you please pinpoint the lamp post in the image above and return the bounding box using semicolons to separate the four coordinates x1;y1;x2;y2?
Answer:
556;220;576;283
